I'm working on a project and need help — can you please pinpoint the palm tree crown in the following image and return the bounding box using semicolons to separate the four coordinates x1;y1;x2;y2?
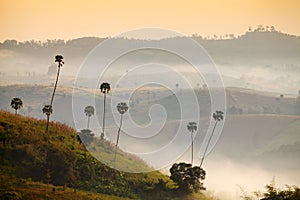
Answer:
42;105;53;116
100;82;111;94
117;102;128;114
11;98;23;114
213;110;224;121
84;105;95;117
55;55;64;67
187;122;197;133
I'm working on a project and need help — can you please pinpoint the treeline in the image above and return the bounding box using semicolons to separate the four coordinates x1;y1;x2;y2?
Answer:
1;26;299;68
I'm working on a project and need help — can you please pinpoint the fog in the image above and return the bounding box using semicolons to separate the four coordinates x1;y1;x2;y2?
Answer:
0;34;300;198
203;156;300;200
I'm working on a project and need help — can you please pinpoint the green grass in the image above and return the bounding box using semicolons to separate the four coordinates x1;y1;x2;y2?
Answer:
0;174;130;200
0;110;213;199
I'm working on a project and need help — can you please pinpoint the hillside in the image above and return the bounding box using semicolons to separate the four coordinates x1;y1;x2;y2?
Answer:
0;111;215;200
1;85;299;126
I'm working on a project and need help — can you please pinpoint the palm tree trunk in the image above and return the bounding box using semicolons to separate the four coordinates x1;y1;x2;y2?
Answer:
15;109;17;114
87;116;90;129
114;114;123;169
200;120;218;168
46;115;50;132
102;93;106;140
191;131;194;165
50;66;61;106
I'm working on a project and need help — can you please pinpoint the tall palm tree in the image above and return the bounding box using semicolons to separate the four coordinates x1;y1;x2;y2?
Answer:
84;105;94;129
187;122;197;165
114;102;128;168
11;97;23;114
50;55;64;106
200;110;224;168
100;82;111;140
42;105;53;132
44;55;64;132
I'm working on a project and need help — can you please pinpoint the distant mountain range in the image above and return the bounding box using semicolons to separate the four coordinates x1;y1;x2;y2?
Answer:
0;30;299;77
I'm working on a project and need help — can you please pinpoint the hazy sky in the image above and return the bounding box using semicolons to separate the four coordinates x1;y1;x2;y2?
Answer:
0;0;299;41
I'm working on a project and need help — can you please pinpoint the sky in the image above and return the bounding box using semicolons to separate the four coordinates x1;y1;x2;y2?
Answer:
0;0;299;41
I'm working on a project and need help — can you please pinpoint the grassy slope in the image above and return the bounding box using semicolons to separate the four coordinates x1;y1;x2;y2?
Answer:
0;174;130;200
0;111;212;200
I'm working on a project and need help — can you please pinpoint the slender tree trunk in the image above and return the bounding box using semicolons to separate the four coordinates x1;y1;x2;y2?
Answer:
114;114;123;169
15;109;17;114
50;66;61;106
200;120;218;168
191;130;194;165
87;116;90;129
101;93;106;140
46;115;50;132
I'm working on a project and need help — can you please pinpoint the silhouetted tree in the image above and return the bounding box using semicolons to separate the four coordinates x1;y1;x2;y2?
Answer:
84;106;94;129
100;82;111;140
200;111;224;168
187;122;197;165
78;129;94;146
50;55;64;106
114;102;128;168
42;105;53;132
11;98;23;114
170;162;206;193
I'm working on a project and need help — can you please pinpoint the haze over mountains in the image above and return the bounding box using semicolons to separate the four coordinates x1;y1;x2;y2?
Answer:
0;27;300;93
1;27;300;199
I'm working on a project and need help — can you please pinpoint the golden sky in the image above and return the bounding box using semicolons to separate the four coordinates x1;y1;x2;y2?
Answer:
0;0;299;41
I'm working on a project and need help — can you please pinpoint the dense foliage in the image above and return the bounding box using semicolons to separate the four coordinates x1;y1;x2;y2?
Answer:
170;163;206;193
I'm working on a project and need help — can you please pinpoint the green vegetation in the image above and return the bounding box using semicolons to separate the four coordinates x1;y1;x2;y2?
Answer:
241;180;300;200
0;111;212;199
170;163;205;193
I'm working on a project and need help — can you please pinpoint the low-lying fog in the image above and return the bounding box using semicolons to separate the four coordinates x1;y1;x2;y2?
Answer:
1;63;299;95
1;61;299;200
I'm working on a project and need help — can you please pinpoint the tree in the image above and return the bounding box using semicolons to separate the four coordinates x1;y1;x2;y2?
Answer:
11;98;23;114
100;82;111;140
50;55;64;106
78;129;94;146
113;102;128;168
43;55;64;132
42;105;53;132
187;122;197;165
200;111;224;168
170;162;206;193
84;106;94;129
